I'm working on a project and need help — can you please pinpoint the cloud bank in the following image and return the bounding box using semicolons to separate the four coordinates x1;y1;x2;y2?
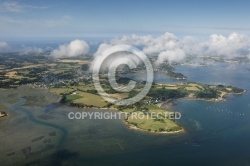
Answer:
90;44;143;72
109;33;186;64
51;39;89;58
201;33;250;57
103;32;250;65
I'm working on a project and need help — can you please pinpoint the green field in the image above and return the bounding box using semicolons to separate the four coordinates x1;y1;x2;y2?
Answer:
48;80;244;133
127;111;181;132
70;92;107;107
49;87;75;95
185;86;200;91
126;105;182;132
109;93;129;99
65;95;82;103
72;84;96;91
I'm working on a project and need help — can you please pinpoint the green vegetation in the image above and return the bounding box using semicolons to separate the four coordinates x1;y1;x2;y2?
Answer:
126;106;182;132
65;95;82;103
49;87;75;95
81;64;89;71
72;92;107;107
0;53;246;134
195;89;218;99
60;91;108;108
166;70;187;79
54;78;244;133
148;88;187;99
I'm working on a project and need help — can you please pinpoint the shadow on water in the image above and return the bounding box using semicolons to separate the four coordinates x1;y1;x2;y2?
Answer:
25;149;79;166
11;98;68;146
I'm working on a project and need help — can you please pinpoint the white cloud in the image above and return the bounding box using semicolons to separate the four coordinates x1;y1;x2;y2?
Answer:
142;32;179;55
90;44;146;72
90;43;115;71
51;40;89;58
0;1;48;12
93;43;113;57
19;46;44;55
111;34;154;47
0;42;45;54
0;41;9;51
110;32;186;64
0;1;23;12
201;33;250;57
106;32;250;64
156;49;186;65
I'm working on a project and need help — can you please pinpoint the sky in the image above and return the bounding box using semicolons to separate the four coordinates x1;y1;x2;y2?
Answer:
0;0;250;41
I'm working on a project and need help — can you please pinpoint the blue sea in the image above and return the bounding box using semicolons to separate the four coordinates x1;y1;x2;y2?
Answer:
76;63;250;166
11;62;250;166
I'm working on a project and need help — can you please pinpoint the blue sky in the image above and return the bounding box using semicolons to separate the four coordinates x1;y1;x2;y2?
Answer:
0;0;250;40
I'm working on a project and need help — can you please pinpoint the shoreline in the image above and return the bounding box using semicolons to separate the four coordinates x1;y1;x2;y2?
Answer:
11;86;246;135
160;90;246;106
61;90;246;135
123;119;185;135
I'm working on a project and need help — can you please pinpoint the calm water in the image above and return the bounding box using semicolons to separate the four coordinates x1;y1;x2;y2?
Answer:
10;63;250;166
77;63;250;166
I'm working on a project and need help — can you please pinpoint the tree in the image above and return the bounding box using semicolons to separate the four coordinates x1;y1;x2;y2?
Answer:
81;64;89;71
60;95;67;103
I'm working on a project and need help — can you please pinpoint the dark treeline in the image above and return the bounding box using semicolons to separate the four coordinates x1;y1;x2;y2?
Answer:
148;88;187;100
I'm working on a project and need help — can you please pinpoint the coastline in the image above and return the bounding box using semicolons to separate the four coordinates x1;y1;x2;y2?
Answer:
160;90;247;105
123;119;185;135
52;87;246;135
60;89;246;134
